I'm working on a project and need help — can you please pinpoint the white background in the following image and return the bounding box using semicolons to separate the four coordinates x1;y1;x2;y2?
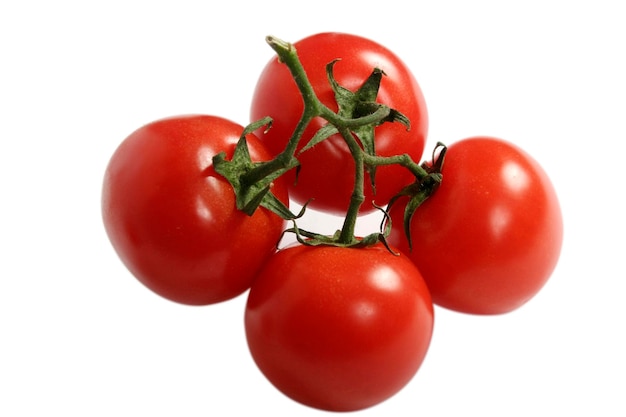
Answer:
2;1;625;415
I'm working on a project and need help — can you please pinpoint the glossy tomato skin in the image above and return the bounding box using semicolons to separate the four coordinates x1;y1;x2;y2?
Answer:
245;243;434;412
102;115;288;305
250;32;428;215
388;137;563;315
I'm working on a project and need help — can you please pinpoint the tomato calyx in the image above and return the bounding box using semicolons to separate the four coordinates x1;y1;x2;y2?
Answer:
386;143;447;250
212;117;301;219
303;60;411;195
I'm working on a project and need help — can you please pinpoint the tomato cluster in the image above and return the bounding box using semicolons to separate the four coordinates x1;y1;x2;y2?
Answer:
102;33;563;412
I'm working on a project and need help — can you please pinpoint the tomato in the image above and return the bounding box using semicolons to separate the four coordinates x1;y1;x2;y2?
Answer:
102;115;288;305
250;32;428;215
388;137;563;315
244;242;433;411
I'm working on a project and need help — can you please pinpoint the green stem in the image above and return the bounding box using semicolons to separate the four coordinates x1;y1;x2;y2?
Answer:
363;153;430;179
321;105;391;129
267;36;394;133
241;111;313;185
266;36;323;118
241;38;323;185
337;127;366;244
264;36;428;245
234;35;437;248
243;37;392;190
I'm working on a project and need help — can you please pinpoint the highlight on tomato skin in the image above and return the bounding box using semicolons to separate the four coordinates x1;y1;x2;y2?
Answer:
101;115;289;306
250;32;428;215
244;242;434;412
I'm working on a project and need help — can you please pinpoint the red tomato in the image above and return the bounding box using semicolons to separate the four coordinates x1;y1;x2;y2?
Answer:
250;32;428;215
102;115;288;305
244;242;433;412
388;137;563;314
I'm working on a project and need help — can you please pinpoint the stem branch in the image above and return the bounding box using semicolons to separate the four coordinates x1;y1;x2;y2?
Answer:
337;128;366;244
363;153;430;179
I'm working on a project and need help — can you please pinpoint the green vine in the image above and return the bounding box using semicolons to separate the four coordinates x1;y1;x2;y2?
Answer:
213;35;444;249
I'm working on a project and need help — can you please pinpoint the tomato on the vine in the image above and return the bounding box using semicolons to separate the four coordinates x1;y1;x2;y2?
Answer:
250;32;428;215
102;115;288;305
388;136;563;315
244;242;434;412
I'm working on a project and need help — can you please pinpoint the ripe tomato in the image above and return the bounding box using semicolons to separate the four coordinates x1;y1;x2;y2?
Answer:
102;115;288;305
250;32;428;215
388;137;563;315
244;242;433;412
